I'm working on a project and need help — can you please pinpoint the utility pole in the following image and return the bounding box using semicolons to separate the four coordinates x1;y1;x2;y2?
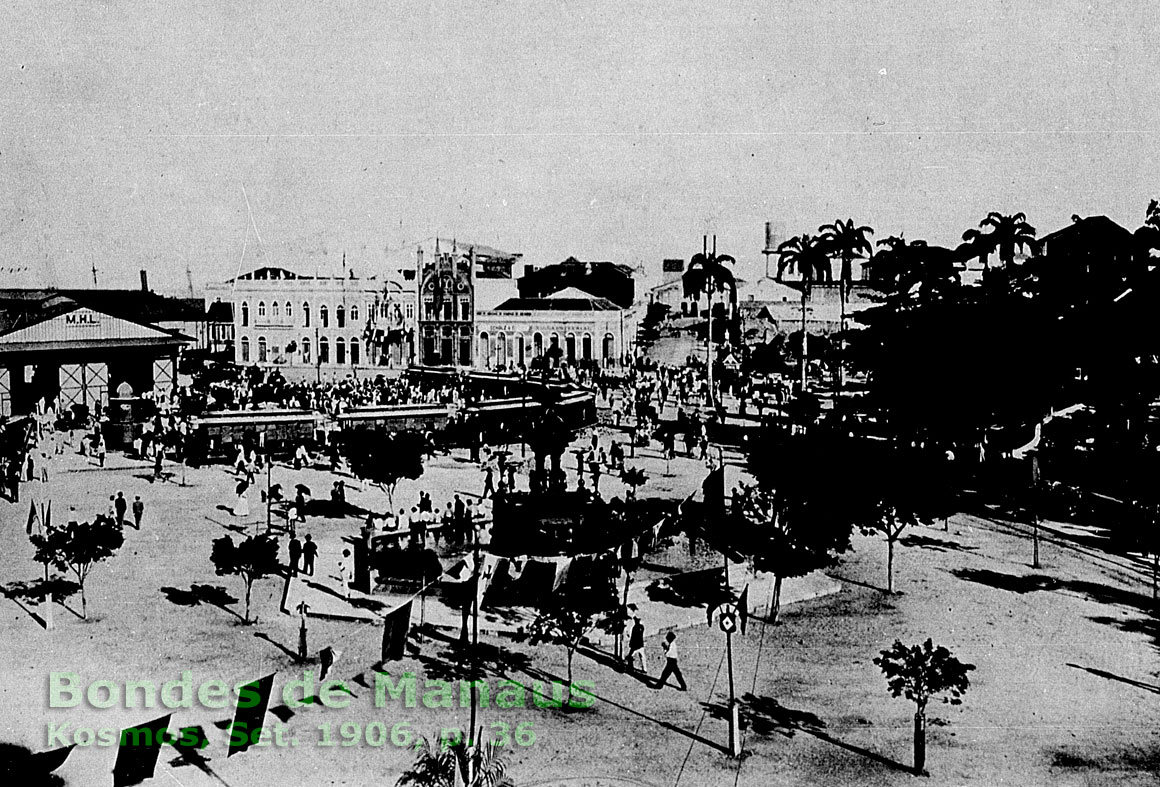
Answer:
705;235;714;411
297;601;310;661
468;524;482;738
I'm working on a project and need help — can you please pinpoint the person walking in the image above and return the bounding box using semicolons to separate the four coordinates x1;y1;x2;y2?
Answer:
482;465;495;499
655;631;688;691
153;448;164;482
301;534;318;576
625;613;647;673
288;536;302;576
337;549;352;599
114;492;128;527
38;451;49;483
234;480;250;518
95;434;106;467
132;496;144;529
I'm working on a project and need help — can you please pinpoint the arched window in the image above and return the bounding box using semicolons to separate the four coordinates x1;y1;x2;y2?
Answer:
320;305;329;328
258;301;266;318
336;338;346;365
240;336;250;362
351;305;359;324
350;337;360;365
517;335;525;366
496;332;507;367
271;301;280;318
302;338;311;364
319;337;330;364
303;302;311;328
533;332;543;358
565;333;576;363
479;332;490;367
241;302;249;327
337;305;346;328
603;333;615;364
582;334;592;361
285;301;293;319
257;336;267;363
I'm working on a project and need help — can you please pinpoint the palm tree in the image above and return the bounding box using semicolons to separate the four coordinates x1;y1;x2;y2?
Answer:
776;234;828;390
818;219;874;388
976;212;1038;268
397;731;512;787
959;228;994;274
869;234;907;290
683;236;736;408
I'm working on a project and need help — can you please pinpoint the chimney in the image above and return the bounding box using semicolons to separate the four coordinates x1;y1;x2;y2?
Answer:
140;270;149;292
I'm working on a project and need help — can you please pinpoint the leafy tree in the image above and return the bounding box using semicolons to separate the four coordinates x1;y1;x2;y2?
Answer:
620;467;647;501
30;516;124;619
209;533;280;623
734;480;852;622
874;639;975;775
397;731;512;787
818;219;874;387
342;428;426;509
776;233;829;388
518;594;600;691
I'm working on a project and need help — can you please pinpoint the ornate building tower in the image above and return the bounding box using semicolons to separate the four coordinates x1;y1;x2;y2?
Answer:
417;240;475;367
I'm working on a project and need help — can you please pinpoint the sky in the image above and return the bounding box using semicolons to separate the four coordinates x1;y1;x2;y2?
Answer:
3;0;1159;293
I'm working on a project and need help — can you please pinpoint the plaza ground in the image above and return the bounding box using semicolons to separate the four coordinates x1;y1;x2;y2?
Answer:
1;429;1158;786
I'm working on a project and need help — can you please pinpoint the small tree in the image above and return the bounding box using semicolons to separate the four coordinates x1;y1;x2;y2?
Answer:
620;467;647;501
874;638;975;775
518;597;598;691
342;428;425;510
31;516;124;619
210;533;280;623
398;730;512;787
859;500;922;594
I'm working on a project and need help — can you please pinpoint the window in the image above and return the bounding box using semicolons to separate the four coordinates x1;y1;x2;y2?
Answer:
533;332;543;357
459;297;470;321
443;300;453;321
257;336;267;363
496;332;507;367
350;338;360;365
302;338;311;364
285;301;293;319
241;302;250;327
583;334;592;361
459;330;471;365
424;298;435;320
517;335;525;366
240;337;250;362
479;332;489;366
337;305;345;328
303;302;311;327
351;305;359;324
406;304;414;320
271;301;280;317
319;337;329;364
336;338;346;365
258;301;266;318
565;334;576;363
603;333;615;362
321;305;329;328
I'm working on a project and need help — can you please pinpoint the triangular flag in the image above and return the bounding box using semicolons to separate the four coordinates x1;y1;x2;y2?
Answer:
381;600;413;663
319;646;344;682
26;500;38;536
43;500;51;531
738;584;749;636
113;713;171;787
227;675;275;758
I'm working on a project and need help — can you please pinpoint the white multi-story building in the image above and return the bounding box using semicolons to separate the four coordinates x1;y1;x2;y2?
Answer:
208;266;416;381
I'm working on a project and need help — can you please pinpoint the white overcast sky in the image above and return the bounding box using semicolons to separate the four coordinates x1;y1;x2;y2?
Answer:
3;0;1159;292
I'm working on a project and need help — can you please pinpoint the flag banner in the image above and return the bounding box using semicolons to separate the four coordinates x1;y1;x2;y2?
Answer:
739;584;750;635
550;556;573;592
112;713;171;787
381;600;413;662
227;674;275;758
507;557;527;582
26;500;38;536
319;646;344;682
476;554;500;609
26;743;75;776
43;500;51;530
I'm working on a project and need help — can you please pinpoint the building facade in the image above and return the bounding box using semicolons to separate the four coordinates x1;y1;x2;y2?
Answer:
209;267;415;381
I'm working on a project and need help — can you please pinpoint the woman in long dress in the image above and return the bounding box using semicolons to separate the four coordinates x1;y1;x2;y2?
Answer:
234;480;250;517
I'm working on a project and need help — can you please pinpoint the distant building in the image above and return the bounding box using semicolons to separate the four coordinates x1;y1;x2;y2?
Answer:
205;299;234;358
519;257;636;309
208;266;414;381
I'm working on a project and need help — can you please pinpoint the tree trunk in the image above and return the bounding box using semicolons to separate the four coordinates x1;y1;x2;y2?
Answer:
244;579;252;623
800;294;808;390
887;538;895;594
80;582;87;620
566;647;574;690
707;287;714;408
913;708;927;774
769;574;783;624
838;263;847;390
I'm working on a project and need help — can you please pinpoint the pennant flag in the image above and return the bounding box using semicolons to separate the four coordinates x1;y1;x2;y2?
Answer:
476;554;500;609
381;600;413;663
26;500;38;536
43;500;51;531
227;674;275;758
112;713;171;787
24;743;75;777
319;646;344;682
738;584;750;635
